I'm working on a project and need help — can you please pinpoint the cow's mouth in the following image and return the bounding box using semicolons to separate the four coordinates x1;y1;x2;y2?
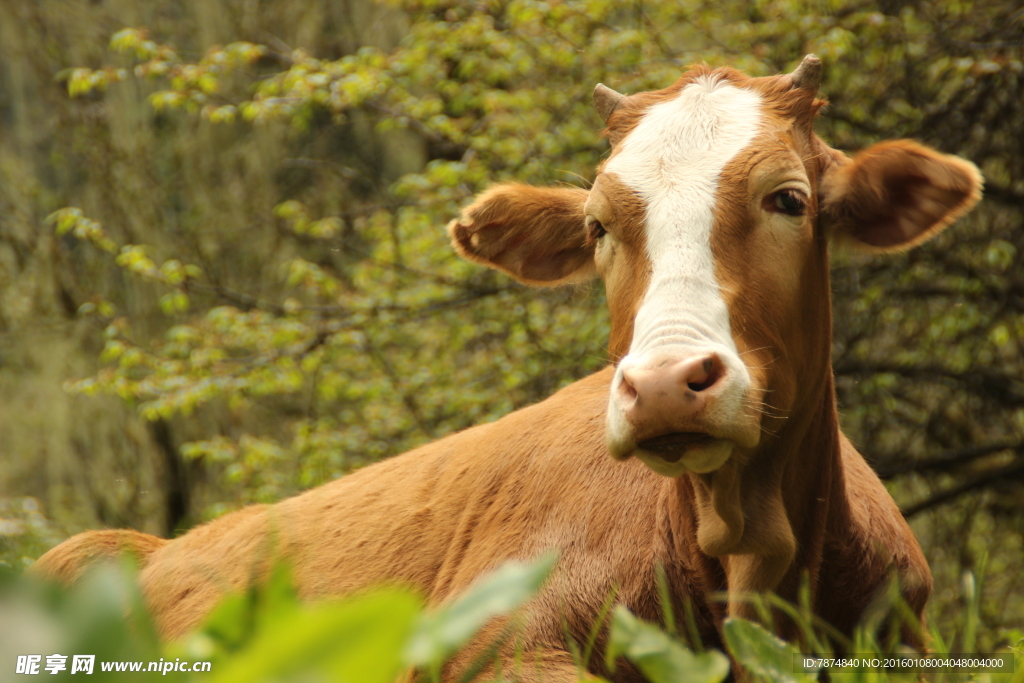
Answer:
632;432;733;476
637;432;716;462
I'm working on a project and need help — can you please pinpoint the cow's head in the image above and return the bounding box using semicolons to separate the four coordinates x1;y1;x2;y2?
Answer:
450;56;982;481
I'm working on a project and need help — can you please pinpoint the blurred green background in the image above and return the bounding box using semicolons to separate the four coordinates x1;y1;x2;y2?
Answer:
0;0;1021;654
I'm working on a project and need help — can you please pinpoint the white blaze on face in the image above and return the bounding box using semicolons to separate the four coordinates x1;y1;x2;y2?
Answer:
605;76;764;453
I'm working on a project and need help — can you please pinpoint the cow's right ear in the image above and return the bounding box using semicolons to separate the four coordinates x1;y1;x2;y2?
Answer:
448;184;595;286
820;140;983;253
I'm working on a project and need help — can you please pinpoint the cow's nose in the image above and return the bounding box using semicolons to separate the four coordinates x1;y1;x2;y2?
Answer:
617;354;727;429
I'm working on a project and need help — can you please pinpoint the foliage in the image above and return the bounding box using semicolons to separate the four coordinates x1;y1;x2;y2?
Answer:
0;498;66;575
0;555;554;682
605;606;730;683
406;552;557;676
4;554;1023;682
723;618;816;683
40;0;1024;503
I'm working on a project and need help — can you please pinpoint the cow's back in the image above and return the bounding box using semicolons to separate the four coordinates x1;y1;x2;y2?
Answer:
138;366;671;642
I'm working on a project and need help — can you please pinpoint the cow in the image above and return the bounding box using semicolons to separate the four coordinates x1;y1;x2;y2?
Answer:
31;56;982;681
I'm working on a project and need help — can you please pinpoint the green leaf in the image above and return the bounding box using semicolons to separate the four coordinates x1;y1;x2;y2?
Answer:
210;588;422;683
723;618;818;683
404;551;557;669
606;606;729;683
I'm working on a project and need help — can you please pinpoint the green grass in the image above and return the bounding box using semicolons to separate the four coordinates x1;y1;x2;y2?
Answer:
2;551;1021;683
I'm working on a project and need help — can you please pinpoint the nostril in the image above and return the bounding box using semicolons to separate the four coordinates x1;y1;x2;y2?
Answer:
685;355;724;392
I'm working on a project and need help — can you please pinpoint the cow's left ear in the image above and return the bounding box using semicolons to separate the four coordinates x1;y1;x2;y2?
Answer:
820;140;983;252
448;184;595;286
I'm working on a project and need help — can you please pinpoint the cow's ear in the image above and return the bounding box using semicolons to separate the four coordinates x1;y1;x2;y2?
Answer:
448;184;595;286
820;140;982;252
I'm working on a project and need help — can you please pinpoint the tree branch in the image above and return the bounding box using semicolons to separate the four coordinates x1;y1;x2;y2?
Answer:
902;459;1024;518
876;441;1023;478
834;361;1024;406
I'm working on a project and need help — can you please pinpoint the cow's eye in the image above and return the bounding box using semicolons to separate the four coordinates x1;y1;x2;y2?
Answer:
586;215;607;241
770;190;806;216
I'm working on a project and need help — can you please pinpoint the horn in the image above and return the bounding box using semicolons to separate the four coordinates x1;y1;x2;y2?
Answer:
593;83;624;123
789;54;821;92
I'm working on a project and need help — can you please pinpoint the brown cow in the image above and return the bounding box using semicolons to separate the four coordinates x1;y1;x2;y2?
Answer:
32;56;982;681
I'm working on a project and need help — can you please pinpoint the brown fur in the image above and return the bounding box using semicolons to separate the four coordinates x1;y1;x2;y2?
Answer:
31;529;168;585
31;62;982;681
448;184;592;286
821;139;984;252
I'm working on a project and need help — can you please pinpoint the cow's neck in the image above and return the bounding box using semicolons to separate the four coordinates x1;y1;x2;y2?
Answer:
663;295;845;627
